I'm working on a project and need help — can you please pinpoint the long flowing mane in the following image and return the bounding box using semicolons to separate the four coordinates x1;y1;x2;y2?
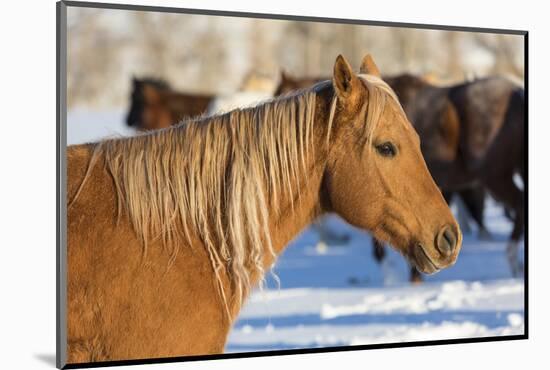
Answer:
70;75;401;319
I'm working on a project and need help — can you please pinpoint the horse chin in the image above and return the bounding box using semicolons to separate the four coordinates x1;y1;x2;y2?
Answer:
409;243;443;275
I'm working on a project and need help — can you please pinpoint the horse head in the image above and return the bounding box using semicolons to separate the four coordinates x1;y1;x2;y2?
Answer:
126;77;172;130
323;54;462;274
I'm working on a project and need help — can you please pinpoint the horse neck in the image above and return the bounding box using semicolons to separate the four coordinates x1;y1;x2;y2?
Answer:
264;90;333;259
266;154;324;257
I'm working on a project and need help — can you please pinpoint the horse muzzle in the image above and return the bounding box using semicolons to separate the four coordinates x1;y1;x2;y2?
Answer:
410;224;461;274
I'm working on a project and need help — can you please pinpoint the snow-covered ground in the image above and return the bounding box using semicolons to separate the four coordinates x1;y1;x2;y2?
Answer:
67;109;525;353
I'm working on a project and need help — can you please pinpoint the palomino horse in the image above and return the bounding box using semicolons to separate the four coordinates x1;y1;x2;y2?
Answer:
126;77;215;130
384;73;525;278
67;54;461;363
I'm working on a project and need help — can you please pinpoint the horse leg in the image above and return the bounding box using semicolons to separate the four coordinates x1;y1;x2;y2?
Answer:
504;206;515;221
444;191;474;235
455;195;473;234
314;216;350;251
313;218;328;253
410;266;423;284
508;200;525;277
372;237;386;263
506;239;523;277
486;177;524;277
372;237;423;283
458;187;491;240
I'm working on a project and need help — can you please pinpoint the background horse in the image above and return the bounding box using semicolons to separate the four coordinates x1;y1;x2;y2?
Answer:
127;75;278;130
67;54;461;363
274;70;321;96
384;73;525;278
126;77;215;130
275;70;502;281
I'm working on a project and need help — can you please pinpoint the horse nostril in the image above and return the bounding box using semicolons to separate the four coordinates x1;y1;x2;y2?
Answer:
436;225;457;257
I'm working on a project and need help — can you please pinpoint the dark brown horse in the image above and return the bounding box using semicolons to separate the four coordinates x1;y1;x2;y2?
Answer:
66;54;461;363
384;73;525;278
126;77;214;130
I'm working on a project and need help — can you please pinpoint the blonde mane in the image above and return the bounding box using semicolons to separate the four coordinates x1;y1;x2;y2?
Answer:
71;75;402;320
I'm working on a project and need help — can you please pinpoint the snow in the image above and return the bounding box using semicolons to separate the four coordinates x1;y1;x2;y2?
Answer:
67;109;136;145
227;279;523;352
207;91;274;115
67;109;525;353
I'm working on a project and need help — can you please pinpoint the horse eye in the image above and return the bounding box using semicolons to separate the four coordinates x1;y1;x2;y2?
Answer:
375;142;397;157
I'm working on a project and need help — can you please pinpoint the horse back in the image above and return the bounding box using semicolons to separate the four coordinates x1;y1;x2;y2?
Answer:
449;77;521;171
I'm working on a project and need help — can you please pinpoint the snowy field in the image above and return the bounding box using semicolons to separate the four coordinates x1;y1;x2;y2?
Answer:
67;109;525;352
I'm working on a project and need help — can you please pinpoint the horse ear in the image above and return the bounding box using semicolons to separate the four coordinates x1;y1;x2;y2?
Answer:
333;55;361;101
359;54;381;77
